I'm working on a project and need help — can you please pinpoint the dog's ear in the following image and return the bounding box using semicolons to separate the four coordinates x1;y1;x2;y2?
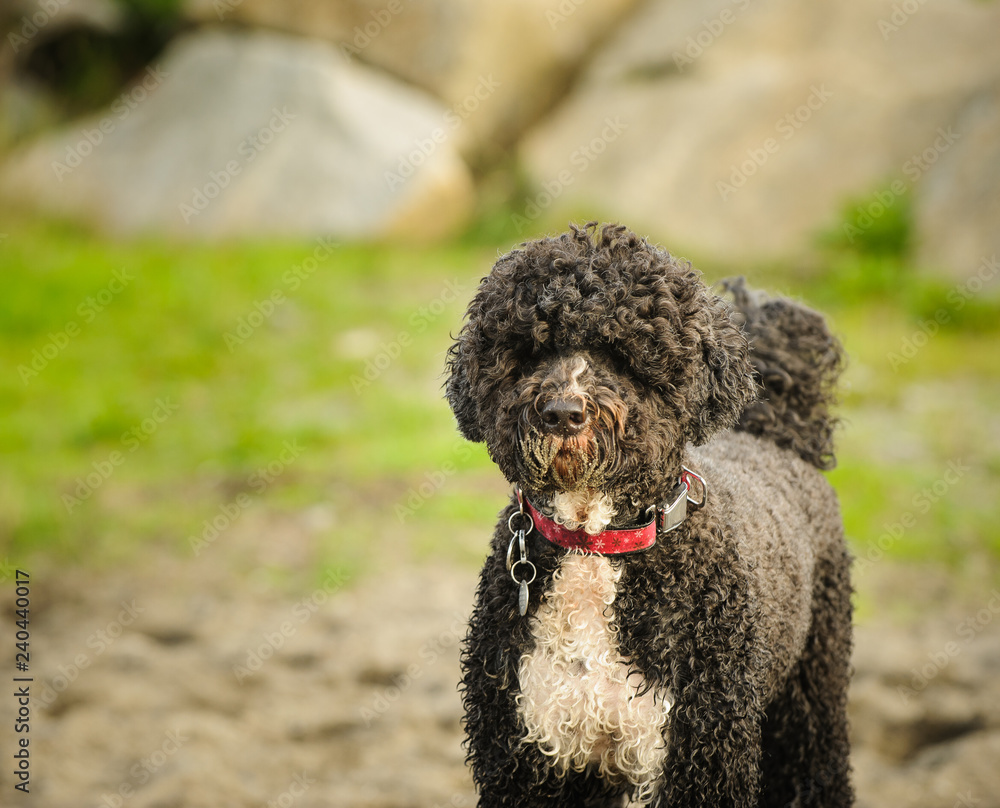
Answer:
444;329;485;443
687;294;758;446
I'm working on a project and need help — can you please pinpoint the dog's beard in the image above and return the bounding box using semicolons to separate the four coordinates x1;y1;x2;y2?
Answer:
519;429;610;492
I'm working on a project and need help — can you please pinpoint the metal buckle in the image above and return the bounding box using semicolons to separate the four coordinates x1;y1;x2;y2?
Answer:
656;466;708;533
657;482;688;533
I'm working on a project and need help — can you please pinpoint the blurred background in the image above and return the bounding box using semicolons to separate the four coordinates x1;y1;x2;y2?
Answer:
1;0;998;806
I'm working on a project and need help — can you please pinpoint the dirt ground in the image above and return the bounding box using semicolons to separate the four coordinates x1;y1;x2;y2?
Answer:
2;541;999;808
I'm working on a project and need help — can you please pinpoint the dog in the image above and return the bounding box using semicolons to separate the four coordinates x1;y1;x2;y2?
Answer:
445;223;853;807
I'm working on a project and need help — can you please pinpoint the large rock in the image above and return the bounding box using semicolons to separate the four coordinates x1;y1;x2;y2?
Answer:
0;28;474;240
182;0;640;160
915;82;1000;281
518;0;1000;264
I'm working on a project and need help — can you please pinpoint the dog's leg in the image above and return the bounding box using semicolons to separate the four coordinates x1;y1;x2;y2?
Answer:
759;545;854;808
650;565;765;808
654;662;763;808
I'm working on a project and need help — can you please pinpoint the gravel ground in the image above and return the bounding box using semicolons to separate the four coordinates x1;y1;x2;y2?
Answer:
1;547;998;808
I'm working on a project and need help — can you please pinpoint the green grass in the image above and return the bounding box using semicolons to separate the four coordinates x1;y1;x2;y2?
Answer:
0;214;503;576
2;210;998;587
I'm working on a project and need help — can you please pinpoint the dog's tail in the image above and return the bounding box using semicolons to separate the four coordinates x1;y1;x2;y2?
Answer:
722;277;844;470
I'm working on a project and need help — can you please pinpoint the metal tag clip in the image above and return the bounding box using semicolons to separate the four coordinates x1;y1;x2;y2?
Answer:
507;487;536;616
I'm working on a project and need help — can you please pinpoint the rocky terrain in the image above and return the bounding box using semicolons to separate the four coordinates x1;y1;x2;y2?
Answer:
1;546;997;808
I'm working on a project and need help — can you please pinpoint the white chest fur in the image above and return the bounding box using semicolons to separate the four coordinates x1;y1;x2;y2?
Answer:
516;554;671;802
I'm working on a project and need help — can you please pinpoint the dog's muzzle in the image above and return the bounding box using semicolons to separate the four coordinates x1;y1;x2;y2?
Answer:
516;355;628;492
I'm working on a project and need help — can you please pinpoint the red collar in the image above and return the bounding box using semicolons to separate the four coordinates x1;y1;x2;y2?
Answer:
523;497;657;554
517;468;706;556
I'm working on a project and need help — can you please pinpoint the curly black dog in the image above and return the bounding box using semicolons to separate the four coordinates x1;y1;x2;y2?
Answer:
444;223;853;807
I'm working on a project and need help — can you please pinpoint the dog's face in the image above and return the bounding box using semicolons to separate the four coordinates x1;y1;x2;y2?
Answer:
514;353;629;493
446;224;757;513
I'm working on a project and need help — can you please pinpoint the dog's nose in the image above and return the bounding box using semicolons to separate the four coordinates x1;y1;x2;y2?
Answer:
539;397;589;436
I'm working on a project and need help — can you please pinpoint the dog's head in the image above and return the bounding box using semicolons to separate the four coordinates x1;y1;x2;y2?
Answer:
445;223;757;514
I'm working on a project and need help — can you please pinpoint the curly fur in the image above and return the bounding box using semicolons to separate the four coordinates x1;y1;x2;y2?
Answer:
723;277;844;470
446;223;853;807
549;490;616;535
